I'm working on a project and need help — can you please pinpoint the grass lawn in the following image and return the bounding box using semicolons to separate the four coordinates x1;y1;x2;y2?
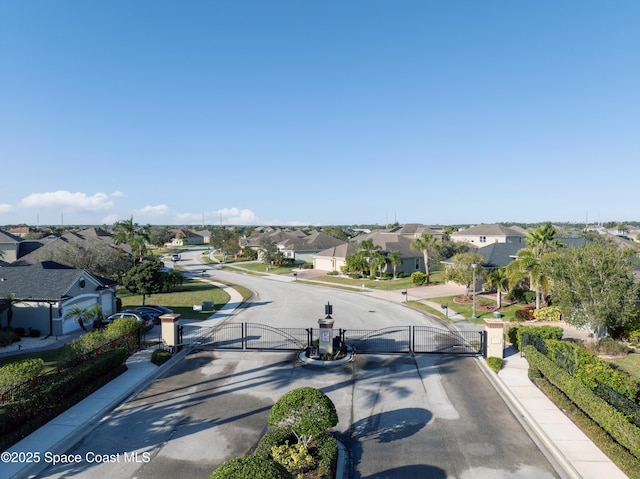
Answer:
118;279;231;320
0;346;70;370
304;270;447;291
425;295;527;324
611;353;640;383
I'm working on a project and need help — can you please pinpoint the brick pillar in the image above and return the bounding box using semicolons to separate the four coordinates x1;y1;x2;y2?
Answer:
484;318;505;358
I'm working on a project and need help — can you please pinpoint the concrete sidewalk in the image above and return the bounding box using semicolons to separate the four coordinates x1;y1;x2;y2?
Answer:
493;348;628;479
4;346;189;479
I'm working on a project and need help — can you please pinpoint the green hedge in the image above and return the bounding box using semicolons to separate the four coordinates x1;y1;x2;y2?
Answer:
544;339;640;402
254;427;296;458
0;348;127;438
507;325;563;351
524;345;640;459
209;455;293;479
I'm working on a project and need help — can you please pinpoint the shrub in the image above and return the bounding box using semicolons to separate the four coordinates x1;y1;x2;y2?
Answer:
0;358;45;390
314;432;338;479
411;271;427;286
271;441;316;476
268;387;338;449
486;357;504;372
348;273;362;279
514;306;536;322
151;349;172;366
209;455;293;479
508;325;563;351
255;427;297;458
29;329;41;338
0;330;18;347
533;306;562;322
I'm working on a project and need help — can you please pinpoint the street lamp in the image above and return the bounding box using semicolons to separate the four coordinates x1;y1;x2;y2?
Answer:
471;262;477;319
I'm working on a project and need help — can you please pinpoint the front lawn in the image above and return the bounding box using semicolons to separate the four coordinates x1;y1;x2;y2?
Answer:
425;295;527;324
305;270;446;291
118;279;231;320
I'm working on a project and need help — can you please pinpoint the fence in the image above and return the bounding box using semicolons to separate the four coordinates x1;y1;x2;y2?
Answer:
0;331;141;403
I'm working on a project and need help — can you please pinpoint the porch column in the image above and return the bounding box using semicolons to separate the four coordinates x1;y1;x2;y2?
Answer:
484;318;505;358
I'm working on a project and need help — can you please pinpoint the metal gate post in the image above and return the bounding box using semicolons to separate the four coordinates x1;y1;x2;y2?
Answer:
242;323;247;351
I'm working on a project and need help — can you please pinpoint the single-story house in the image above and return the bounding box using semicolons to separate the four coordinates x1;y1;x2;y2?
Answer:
167;228;206;246
243;229;344;264
0;261;117;336
313;231;424;275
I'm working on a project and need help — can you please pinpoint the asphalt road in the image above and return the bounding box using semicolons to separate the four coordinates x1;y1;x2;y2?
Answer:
36;248;562;478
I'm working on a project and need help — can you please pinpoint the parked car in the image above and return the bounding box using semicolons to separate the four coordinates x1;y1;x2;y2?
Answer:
132;305;173;325
171;254;181;261
104;311;155;332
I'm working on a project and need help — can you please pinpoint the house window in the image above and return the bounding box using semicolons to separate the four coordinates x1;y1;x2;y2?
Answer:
480;236;487;243
415;259;420;270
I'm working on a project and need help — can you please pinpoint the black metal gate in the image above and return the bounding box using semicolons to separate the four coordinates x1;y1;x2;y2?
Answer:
185;323;309;351
183;323;485;356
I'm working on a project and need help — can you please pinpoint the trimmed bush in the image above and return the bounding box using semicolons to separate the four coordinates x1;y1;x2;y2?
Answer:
255;427;296;458
533;306;562;322
209;455;293;479
268;387;338;448
524;345;640;460
0;358;45;390
271;441;316;476
411;271;427;286
486;357;504;372
508;325;563;351
151;349;172;366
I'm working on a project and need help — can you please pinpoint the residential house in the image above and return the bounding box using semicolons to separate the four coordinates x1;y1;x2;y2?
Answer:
12;228;131;266
0;229;23;263
313;230;424;275
243;229;344;264
451;224;525;246
167;228;206;246
0;261;118;335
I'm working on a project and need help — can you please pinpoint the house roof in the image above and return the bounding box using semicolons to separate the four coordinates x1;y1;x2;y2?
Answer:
453;224;524;237
13;228;130;265
0;229;23;244
0;261;115;302
314;231;421;259
447;237;590;269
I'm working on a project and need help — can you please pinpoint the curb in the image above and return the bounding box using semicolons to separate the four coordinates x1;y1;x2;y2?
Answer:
474;356;580;479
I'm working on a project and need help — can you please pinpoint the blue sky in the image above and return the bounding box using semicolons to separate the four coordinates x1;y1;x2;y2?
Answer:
1;1;639;227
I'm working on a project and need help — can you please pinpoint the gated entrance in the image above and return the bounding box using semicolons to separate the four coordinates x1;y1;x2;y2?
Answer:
183;323;485;356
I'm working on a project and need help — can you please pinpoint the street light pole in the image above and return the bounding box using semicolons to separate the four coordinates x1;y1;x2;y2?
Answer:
471;262;477;319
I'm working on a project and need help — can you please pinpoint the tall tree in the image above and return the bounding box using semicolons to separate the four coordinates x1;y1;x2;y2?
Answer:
258;237;278;270
411;233;438;283
507;223;562;309
0;294;19;329
444;252;486;294
122;257;165;305
484;267;509;308
543;239;639;338
387;251;402;279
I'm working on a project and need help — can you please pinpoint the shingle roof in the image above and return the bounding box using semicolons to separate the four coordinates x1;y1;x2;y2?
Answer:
0;262;84;301
453;224;524;237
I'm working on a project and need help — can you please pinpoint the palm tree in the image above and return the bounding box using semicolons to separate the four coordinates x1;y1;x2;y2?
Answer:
484;267;509;309
112;216;137;245
357;239;383;277
509;223;562;309
112;217;149;264
411;233;438;284
0;294;19;329
387;251;402;279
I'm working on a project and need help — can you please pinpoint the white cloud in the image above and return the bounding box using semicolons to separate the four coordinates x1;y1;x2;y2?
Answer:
0;204;13;213
215;208;260;225
111;191;126;198
19;191;113;212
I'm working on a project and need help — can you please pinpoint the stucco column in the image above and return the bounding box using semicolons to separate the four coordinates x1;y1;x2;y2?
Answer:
160;313;181;350
484;318;505;358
